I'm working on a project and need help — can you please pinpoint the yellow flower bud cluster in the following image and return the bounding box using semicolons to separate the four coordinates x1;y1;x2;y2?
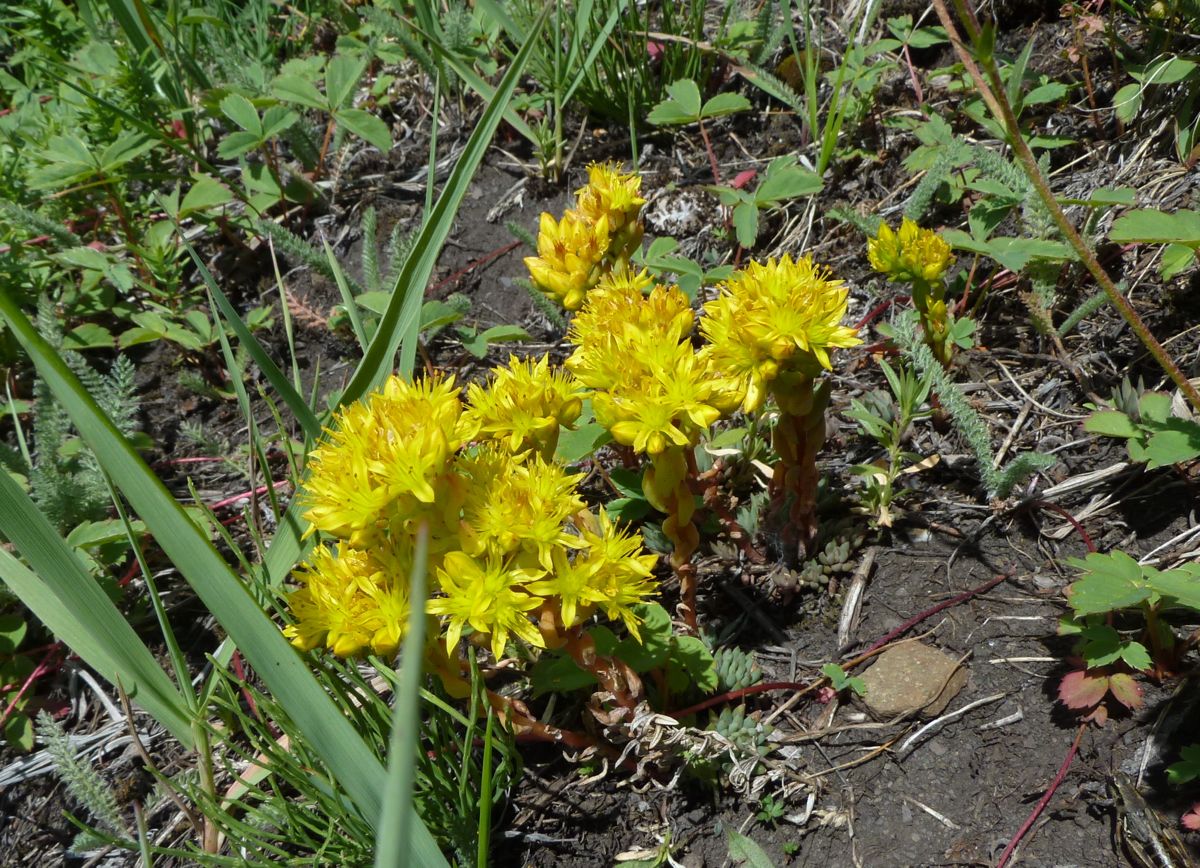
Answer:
867;218;954;284
700;255;862;415
285;356;659;662
868;218;958;366
567;269;735;457
524;162;645;310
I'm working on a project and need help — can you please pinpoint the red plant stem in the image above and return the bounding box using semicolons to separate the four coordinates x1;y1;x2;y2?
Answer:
1033;500;1097;553
696;117;722;185
669;680;811;720
230;651;261;721
209;480;289;510
855;296;905;331
0;648;59;729
995;724;1086;868
429;240;521;295
862;570;1012;656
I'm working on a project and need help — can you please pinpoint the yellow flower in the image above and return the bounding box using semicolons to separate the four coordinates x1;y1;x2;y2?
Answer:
283;540;413;658
302;375;466;546
577;508;659;639
427;551;545;661
524;209;611;310
574;162;645;237
462;354;584;458
701;255;860;413
459;446;585;569
526;508;658;633
867;218;954;283
567;276;729;454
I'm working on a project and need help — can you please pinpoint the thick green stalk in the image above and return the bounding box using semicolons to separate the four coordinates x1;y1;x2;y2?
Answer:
932;0;1200;415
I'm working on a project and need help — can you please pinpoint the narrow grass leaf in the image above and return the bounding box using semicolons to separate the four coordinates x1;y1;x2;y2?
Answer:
342;6;551;399
375;525;444;868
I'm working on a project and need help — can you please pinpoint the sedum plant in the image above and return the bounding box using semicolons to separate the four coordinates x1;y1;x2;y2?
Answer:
285;359;661;712
527;164;861;624
700;255;860;560
524;162;645;310
567;268;734;631
868;217;967;367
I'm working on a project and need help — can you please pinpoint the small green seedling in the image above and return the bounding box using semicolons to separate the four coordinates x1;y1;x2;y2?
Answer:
845;358;934;527
708;155;822;248
647;79;751;127
821;662;866;697
1057;550;1200;723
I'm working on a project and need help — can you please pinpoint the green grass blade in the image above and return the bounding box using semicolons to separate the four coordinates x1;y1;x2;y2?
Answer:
191;251;324;442
0;290;427;842
343;6;551;400
0;472;192;743
375;525;440;868
324;239;370;351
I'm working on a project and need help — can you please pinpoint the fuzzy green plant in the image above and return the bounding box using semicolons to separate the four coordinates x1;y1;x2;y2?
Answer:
35;710;128;849
891;311;1053;497
2;300;141;532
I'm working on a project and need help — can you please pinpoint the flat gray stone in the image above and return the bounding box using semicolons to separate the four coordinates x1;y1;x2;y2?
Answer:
857;640;968;719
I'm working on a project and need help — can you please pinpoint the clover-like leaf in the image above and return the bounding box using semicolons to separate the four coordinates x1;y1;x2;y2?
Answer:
1107;672;1143;710
1065;551;1151;616
1167;744;1200;786
1058;669;1108;710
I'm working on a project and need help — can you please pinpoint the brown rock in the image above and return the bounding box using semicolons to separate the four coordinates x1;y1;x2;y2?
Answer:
857;640;968;720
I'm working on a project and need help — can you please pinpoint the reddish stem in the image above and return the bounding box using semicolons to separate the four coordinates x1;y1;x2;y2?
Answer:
669;680;811;720
209;480;289;510
855;295;910;330
429;240;521;295
231;651;261;721
0;648;59;729
1033;500;1096;553
995;724;1086;868
862;570;1013;656
696;117;722;185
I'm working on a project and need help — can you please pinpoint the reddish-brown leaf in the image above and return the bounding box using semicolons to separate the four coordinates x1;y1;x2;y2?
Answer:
1058;669;1109;709
1107;672;1144;710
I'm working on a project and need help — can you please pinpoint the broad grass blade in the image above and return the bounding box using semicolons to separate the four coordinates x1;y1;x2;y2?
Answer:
0;472;192;743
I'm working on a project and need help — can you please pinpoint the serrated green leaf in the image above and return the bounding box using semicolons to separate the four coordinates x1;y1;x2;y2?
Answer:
727;830;776;867
1119;641;1153;671
1147;565;1200;612
669;635;718;693
325;53;366;109
700;91;751;117
220;93;262;135
217;130;263;159
1161;243;1196;279
754;156;822;202
1113;82;1143;124
1084;410;1140;439
1110;209;1200;246
4;713;32;751
336;108;392;152
272;74;327;109
1167;744;1200;785
1065;551;1151;616
1143;425;1200;468
180;175;233;215
733;201;758;247
0;615;26;654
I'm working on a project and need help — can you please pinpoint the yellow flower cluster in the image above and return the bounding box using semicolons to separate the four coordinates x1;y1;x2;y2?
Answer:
700;255;862;414
567;269;734;457
285;356;659;662
525;162;645;311
867;218;954;284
